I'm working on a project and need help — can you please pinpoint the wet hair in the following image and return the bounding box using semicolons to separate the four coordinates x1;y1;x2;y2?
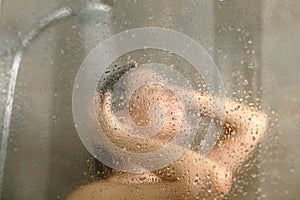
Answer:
94;63;136;179
97;63;136;95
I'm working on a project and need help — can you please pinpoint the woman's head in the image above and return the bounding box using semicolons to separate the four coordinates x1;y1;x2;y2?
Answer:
95;65;187;153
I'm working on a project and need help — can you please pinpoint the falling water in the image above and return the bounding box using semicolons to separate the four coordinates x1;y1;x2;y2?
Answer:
0;2;113;196
22;7;73;47
0;7;73;198
0;51;22;196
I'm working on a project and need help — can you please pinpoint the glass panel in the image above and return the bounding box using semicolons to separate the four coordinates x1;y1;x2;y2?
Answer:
0;0;298;199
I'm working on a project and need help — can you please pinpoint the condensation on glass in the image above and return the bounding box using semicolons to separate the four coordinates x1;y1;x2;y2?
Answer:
0;0;298;200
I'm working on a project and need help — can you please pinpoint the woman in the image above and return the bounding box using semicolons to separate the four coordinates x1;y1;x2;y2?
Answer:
67;66;267;199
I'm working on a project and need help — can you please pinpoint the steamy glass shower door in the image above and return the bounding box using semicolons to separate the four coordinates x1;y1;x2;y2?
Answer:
0;0;299;199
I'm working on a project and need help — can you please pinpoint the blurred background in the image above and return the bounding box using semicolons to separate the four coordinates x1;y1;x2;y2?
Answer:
0;0;299;199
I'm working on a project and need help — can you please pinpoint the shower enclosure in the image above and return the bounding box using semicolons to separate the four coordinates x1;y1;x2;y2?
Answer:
0;0;299;199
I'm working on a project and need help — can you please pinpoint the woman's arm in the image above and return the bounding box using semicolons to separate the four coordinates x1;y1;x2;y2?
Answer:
155;92;267;194
195;93;268;171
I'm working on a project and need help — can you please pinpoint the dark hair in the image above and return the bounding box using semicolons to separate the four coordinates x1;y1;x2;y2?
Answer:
94;63;136;179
